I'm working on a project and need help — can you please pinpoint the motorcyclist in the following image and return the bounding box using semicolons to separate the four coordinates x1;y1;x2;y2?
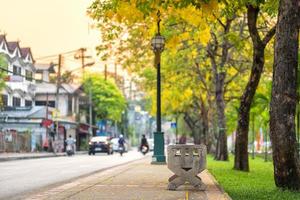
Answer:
65;135;76;155
140;134;149;153
118;134;126;155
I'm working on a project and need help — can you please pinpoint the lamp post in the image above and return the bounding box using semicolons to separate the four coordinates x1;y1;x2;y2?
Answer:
151;10;166;164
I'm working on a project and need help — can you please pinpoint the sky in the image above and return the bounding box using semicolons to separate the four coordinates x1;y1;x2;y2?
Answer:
0;0;134;93
0;0;99;63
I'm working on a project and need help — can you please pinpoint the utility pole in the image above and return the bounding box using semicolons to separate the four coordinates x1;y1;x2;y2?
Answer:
89;86;93;137
78;48;86;76
76;48;93;140
55;54;62;141
46;92;49;151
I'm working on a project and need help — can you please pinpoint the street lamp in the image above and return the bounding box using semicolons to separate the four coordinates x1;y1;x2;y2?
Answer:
151;10;166;164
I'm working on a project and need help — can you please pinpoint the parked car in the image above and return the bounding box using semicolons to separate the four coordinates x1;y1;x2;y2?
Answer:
148;138;154;151
88;136;113;155
111;138;128;152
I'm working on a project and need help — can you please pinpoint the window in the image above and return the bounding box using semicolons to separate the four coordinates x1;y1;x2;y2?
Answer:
12;97;21;107
25;100;32;107
25;70;33;81
35;101;55;108
35;73;43;83
13;65;21;75
1;95;8;107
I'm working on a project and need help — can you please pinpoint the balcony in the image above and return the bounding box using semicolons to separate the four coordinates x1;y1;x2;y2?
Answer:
4;75;23;82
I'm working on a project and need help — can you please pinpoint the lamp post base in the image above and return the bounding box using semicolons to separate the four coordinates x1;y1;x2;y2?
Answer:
151;131;166;165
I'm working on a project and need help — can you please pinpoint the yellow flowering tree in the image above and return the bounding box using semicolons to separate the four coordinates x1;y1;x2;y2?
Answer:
88;1;251;159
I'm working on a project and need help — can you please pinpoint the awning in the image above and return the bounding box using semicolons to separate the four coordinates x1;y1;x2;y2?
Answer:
78;123;89;134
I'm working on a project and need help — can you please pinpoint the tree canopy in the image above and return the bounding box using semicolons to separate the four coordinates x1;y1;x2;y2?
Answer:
83;74;126;122
88;0;300;189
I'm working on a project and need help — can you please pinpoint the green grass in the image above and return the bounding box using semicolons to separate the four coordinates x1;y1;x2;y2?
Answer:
207;155;300;200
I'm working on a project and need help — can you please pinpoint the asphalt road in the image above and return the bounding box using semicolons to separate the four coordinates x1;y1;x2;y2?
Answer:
0;150;146;200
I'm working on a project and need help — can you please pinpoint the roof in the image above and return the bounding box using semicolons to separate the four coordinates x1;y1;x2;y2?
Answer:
35;83;68;94
7;41;20;54
61;83;82;93
35;83;83;95
0;35;6;43
0;106;53;119
0;35;36;64
20;47;33;59
35;63;55;73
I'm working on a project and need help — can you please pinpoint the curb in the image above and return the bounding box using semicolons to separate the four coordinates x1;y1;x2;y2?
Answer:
205;170;232;200
0;154;65;162
0;151;88;162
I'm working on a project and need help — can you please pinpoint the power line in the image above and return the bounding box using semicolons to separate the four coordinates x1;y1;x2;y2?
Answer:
63;57;81;64
34;49;81;60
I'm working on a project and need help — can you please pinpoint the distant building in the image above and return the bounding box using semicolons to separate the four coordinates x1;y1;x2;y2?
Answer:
35;63;55;83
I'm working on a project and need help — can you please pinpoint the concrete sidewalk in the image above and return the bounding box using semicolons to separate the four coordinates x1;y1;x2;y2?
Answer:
25;157;231;200
0;151;87;162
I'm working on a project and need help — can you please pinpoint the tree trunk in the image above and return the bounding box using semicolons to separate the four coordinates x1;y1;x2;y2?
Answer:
234;48;264;171
183;112;201;144
193;129;201;144
234;5;275;171
215;72;228;160
199;96;209;146
208;18;234;161
200;109;210;148
269;0;300;190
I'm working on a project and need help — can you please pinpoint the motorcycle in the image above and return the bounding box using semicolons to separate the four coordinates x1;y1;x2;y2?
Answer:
141;145;149;155
119;144;125;156
66;144;74;156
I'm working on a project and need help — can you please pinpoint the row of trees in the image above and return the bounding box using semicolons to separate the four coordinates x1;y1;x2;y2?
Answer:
88;0;300;190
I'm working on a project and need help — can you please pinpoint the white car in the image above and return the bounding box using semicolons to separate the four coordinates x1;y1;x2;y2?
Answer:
88;136;113;155
111;138;128;152
148;138;154;151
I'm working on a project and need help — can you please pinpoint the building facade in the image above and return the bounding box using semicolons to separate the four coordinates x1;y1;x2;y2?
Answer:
0;35;36;109
0;35;90;152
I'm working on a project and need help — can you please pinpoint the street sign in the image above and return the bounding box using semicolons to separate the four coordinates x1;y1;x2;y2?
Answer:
97;120;107;135
171;122;176;128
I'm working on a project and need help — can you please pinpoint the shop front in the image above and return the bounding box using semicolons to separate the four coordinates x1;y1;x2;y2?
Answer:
77;123;89;151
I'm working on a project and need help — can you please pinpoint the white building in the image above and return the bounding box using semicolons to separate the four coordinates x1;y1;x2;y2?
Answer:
34;63;83;120
34;64;89;151
0;35;36;108
0;35;90;152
